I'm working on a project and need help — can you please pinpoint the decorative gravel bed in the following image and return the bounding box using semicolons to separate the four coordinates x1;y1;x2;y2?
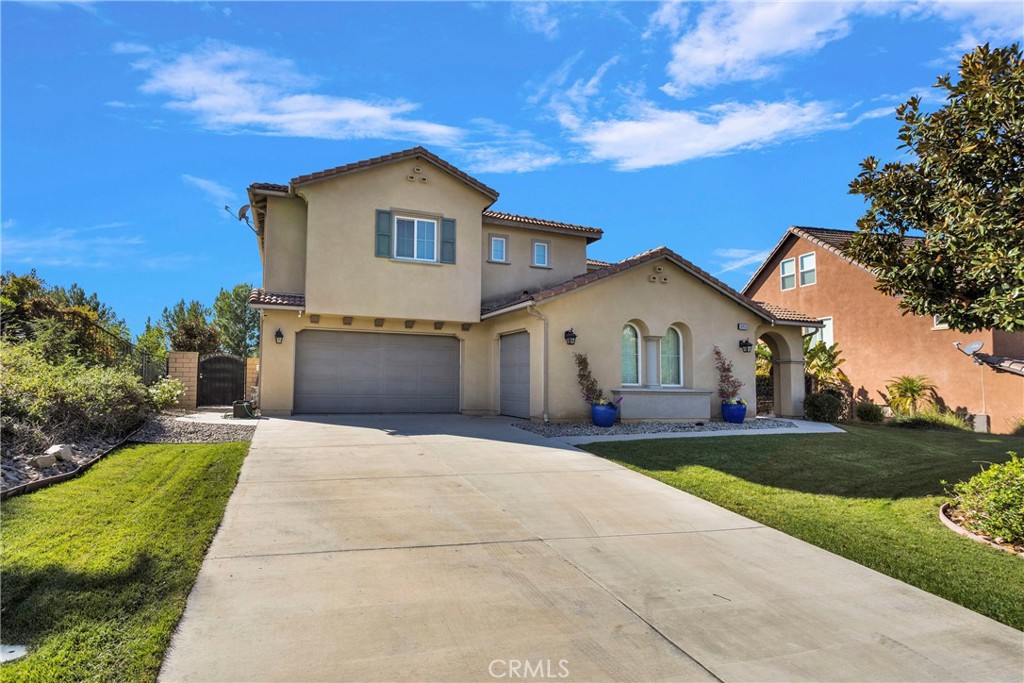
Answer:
1;411;257;494
514;417;798;438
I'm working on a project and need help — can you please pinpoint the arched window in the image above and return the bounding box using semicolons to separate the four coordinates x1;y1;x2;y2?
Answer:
621;324;640;385
661;327;682;385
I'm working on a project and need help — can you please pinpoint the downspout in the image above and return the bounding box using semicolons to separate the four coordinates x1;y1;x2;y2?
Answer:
525;304;549;423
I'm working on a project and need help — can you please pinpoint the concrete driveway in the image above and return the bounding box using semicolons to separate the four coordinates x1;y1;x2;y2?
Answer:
160;415;1022;682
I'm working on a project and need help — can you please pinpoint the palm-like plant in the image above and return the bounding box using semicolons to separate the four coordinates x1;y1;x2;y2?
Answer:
886;375;936;415
804;340;849;391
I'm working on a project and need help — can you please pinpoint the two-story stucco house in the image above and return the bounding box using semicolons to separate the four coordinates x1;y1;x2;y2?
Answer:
744;226;1024;433
247;147;817;421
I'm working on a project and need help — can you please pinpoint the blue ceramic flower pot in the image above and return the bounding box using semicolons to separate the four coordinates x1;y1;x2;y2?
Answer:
721;402;747;424
591;404;617;427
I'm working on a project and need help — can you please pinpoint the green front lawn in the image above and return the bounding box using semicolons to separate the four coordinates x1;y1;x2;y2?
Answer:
1;442;248;683
582;425;1024;630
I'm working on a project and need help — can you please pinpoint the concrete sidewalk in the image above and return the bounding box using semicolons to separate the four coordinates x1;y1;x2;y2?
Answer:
160;415;1023;682
552;418;846;446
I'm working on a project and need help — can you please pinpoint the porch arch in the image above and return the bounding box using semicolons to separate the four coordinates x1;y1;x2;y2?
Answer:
758;328;806;418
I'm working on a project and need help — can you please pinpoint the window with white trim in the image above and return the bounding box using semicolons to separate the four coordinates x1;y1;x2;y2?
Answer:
932;315;949;329
660;327;682;385
803;317;834;346
395;216;436;261
532;240;550;267
621;324;640;385
490;235;507;262
780;258;796;290
799;252;816;286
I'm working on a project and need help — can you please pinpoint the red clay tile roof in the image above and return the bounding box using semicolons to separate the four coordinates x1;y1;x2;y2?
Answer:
753;301;822;325
586;258;612;269
973;353;1024;377
249;289;305;309
483;210;603;242
249;182;289;193
481;246;820;326
288;146;499;200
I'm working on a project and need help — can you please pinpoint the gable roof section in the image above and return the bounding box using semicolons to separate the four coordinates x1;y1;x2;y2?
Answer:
483;210;603;243
289;146;499;201
482;246;820;326
742;226;923;295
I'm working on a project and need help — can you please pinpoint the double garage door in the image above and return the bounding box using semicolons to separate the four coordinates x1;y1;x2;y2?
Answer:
294;330;460;413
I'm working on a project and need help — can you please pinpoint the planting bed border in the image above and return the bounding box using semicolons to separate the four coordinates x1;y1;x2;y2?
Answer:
0;424;145;501
939;502;1023;557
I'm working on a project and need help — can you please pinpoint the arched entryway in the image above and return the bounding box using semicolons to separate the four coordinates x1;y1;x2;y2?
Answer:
756;329;806;418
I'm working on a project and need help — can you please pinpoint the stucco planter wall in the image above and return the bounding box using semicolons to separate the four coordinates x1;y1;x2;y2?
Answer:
610;387;712;422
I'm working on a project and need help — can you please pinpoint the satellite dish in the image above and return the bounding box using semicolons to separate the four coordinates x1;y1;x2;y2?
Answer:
237;204;250;222
964;341;984;354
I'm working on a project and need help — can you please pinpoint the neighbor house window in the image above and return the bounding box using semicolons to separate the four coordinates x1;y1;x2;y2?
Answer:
490;236;507;262
621;324;640;385
799;252;816;286
660;327;682;385
932;315;949;329
780;258;796;290
395;216;436;261
804;317;834;346
532;240;550;267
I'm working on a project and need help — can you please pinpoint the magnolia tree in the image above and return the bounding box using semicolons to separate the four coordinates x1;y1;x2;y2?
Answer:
845;43;1024;333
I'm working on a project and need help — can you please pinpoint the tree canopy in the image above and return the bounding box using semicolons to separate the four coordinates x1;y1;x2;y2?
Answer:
844;43;1024;333
161;299;221;355
212;284;259;357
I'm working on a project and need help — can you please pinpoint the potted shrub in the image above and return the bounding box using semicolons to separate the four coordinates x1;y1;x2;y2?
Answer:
573;352;622;427
714;346;747;424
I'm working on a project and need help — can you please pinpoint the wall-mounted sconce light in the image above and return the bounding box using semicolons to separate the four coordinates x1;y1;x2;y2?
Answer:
564;328;577;346
274;328;284;344
739;338;753;353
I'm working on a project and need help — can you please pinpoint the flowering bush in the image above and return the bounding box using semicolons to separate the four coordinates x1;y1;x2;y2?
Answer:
148;377;186;410
572;352;623;407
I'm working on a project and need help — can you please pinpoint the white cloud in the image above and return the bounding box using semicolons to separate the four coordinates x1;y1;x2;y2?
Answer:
123;41;463;145
456;119;561;173
642;2;688;40
899;1;1023;54
112;41;152;55
576;100;842;171
714;247;772;275
182;174;235;210
663;2;856;97
511;2;559;40
2;221;145;269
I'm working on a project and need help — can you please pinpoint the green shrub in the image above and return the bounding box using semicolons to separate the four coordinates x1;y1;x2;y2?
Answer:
890;408;972;432
804;392;843;422
148;377;186;410
0;342;150;454
947;452;1024;545
855;401;884;423
1010;417;1024;437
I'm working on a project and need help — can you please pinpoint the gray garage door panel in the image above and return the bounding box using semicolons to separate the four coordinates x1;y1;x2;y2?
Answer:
500;332;530;418
294;330;460;413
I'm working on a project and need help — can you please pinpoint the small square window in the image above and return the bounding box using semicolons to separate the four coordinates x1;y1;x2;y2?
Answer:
532;241;550;267
490;236;507;262
780;258;796;290
933;315;949;329
799;253;816;286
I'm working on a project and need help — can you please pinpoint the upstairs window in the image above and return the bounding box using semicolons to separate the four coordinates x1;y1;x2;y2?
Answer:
532;240;550;267
804;317;834;346
621;324;640;385
490;236;507;263
933;315;949;329
395;216;436;261
780;258;796;290
799;252;816;286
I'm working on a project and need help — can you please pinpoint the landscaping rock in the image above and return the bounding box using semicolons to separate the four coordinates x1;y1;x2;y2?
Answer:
46;444;76;461
29;454;58;469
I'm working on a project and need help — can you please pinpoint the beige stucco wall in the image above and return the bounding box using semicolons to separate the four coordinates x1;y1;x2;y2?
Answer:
487;258;772;421
263;196;308;294
480;224;588;303
299;161;492;321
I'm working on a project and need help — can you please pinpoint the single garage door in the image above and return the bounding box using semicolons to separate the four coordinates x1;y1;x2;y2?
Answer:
294;330;460;413
500;331;530;418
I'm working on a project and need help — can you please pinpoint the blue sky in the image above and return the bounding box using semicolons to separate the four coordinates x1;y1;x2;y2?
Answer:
3;1;1022;337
